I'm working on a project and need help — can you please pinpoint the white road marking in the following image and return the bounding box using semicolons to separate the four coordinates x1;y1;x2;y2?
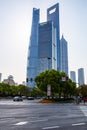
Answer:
72;122;86;126
80;106;87;116
14;119;48;126
42;126;60;129
14;121;28;126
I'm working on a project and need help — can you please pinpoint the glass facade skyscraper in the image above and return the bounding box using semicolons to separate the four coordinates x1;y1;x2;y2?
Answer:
38;21;57;74
26;8;39;87
47;3;60;71
60;35;68;75
70;71;76;83
78;68;85;86
26;3;66;87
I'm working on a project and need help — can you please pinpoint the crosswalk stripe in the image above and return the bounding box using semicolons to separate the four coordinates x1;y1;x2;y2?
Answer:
80;106;87;116
42;126;60;129
72;123;86;126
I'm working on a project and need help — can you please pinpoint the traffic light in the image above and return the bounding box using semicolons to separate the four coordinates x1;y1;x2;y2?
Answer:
26;78;28;82
66;76;68;81
30;78;33;82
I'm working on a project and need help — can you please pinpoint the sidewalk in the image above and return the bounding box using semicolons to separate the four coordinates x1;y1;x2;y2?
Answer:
75;102;87;106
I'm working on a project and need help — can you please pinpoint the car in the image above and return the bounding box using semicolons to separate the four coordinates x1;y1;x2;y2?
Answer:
27;97;34;100
13;96;23;101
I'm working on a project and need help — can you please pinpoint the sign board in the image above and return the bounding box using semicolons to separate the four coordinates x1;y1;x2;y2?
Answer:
47;84;51;96
61;77;66;82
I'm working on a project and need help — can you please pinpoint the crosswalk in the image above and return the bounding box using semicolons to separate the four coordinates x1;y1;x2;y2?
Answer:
80;105;87;116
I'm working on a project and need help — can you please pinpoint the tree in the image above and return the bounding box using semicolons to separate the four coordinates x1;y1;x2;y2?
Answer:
35;69;76;97
0;83;29;97
77;85;87;97
35;69;61;96
18;84;29;96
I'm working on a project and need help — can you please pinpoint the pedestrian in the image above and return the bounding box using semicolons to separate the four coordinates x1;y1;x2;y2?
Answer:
83;97;85;104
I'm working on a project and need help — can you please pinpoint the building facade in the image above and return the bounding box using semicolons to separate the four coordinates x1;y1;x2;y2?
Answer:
60;35;68;75
70;71;76;83
38;21;57;74
3;75;15;86
26;8;40;87
26;3;61;87
78;68;85;86
47;3;60;71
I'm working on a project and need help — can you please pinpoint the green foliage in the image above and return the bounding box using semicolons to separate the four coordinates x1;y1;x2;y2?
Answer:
77;85;87;97
18;84;29;96
35;69;77;97
0;83;29;97
0;69;77;98
29;87;46;97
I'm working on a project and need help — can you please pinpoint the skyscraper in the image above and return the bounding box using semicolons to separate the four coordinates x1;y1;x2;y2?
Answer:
70;71;76;83
27;3;61;87
47;3;60;71
38;21;57;74
78;68;85;86
60;35;68;75
26;8;40;87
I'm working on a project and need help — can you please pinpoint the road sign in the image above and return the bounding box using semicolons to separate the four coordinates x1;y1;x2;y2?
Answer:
47;84;51;96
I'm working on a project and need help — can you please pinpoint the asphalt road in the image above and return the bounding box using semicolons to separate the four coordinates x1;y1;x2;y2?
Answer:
0;99;87;130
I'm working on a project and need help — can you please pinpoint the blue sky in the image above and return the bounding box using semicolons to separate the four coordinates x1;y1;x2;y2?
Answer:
0;0;87;84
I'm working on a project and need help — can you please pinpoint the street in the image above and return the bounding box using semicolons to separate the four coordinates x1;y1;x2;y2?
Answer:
0;99;87;130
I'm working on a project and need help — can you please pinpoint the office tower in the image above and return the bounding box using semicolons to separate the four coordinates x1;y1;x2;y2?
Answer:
70;71;76;83
78;68;85;86
27;3;61;87
47;3;60;71
60;35;68;75
26;8;40;87
38;21;57;74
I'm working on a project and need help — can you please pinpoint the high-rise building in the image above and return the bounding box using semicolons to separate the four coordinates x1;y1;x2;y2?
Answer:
47;3;60;71
26;8;40;87
3;75;15;86
70;71;76;83
78;68;85;86
26;3;61;87
60;35;68;75
38;21;57;74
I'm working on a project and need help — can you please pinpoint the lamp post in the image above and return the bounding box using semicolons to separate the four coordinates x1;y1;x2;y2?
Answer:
47;57;51;98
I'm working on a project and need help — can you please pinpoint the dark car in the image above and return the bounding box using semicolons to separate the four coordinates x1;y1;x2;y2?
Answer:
27;97;34;100
13;96;23;101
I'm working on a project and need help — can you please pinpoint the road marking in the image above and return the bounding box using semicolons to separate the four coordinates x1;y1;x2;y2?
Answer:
72;123;86;126
42;126;60;129
14;119;48;126
14;121;28;125
80;106;87;116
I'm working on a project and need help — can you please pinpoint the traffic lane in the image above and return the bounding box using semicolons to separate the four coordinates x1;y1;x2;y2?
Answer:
53;123;87;130
0;102;85;121
0;111;87;129
0;99;41;118
0;101;87;130
1;117;87;130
